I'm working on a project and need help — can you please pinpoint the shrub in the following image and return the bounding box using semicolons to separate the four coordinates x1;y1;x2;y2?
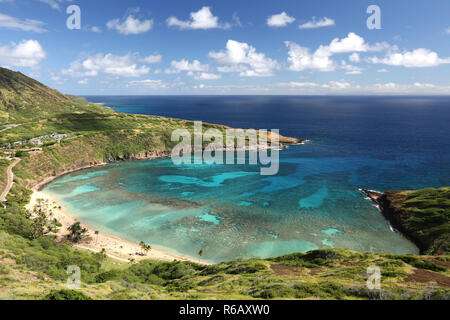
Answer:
43;289;92;300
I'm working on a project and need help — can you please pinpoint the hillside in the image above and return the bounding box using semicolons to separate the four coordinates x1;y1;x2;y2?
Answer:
0;67;111;124
364;188;450;255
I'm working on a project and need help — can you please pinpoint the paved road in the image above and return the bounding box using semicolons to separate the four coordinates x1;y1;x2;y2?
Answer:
0;158;21;203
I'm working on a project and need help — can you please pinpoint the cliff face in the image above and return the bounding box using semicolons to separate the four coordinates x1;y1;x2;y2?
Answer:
363;188;450;255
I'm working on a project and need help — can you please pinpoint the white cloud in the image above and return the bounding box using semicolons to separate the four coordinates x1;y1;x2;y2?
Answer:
50;72;64;84
267;12;295;27
62;53;150;77
0;40;46;68
327;32;369;53
165;59;209;74
349;53;360;63
341;61;363;75
194;72;221;80
0;13;47;33
375;82;397;90
78;78;88;85
39;0;72;11
369;48;450;67
274;81;450;95
167;6;229;30
126;79;166;88
91;26;102;33
285;33;393;72
377;68;388;73
140;54;162;64
278;82;319;88
299;17;335;29
445;27;450;35
414;82;435;88
285;41;335;72
209;40;279;77
107;15;153;35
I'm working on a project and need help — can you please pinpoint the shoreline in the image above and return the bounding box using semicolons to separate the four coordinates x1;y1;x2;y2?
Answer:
26;140;304;266
27;189;208;265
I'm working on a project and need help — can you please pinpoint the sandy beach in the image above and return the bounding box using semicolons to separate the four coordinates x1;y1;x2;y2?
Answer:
26;189;206;265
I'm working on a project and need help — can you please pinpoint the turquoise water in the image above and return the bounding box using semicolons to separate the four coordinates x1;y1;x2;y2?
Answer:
44;96;450;263
44;154;419;263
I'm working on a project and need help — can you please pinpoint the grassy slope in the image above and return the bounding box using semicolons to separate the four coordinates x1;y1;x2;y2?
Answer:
0;158;9;192
1;232;449;300
0;68;110;124
383;188;450;255
0;68;448;300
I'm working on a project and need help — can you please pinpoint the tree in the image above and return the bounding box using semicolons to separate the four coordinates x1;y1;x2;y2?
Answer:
139;241;152;255
198;249;204;258
67;222;89;243
31;208;50;239
95;230;99;245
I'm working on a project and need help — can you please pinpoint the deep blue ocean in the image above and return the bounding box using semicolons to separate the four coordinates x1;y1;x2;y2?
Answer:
44;96;450;262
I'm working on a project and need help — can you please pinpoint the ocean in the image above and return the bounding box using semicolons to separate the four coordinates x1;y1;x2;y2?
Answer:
43;96;450;263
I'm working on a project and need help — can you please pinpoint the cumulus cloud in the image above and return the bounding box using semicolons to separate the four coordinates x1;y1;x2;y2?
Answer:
369;48;450;67
349;53;360;63
341;61;363;75
194;72;221;80
166;6;229;30
0;39;46;68
62;53;150;77
299;17;335;29
140;54;162;64
267;12;295;27
209;40;279;77
285;41;335;71
165;59;209;74
107;15;153;35
285;32;391;72
445;27;450;35
0;13;47;33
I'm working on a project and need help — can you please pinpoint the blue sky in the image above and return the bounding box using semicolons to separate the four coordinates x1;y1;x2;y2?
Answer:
0;0;449;95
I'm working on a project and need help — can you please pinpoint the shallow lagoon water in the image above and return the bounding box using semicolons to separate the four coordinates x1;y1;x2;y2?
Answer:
45;96;450;263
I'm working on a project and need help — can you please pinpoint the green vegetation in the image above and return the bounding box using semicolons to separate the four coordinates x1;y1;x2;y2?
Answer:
0;67;111;124
44;289;92;300
0;158;10;191
0;68;448;300
67;222;89;243
383;188;450;255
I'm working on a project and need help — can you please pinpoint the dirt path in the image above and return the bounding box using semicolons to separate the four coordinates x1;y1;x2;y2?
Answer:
0;124;21;133
0;157;21;203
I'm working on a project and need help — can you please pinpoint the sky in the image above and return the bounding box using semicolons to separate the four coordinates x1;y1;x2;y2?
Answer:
0;0;450;95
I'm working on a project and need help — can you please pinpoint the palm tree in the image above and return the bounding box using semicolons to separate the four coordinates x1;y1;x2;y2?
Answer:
198;249;204;258
67;222;88;243
95;230;99;245
139;241;152;255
